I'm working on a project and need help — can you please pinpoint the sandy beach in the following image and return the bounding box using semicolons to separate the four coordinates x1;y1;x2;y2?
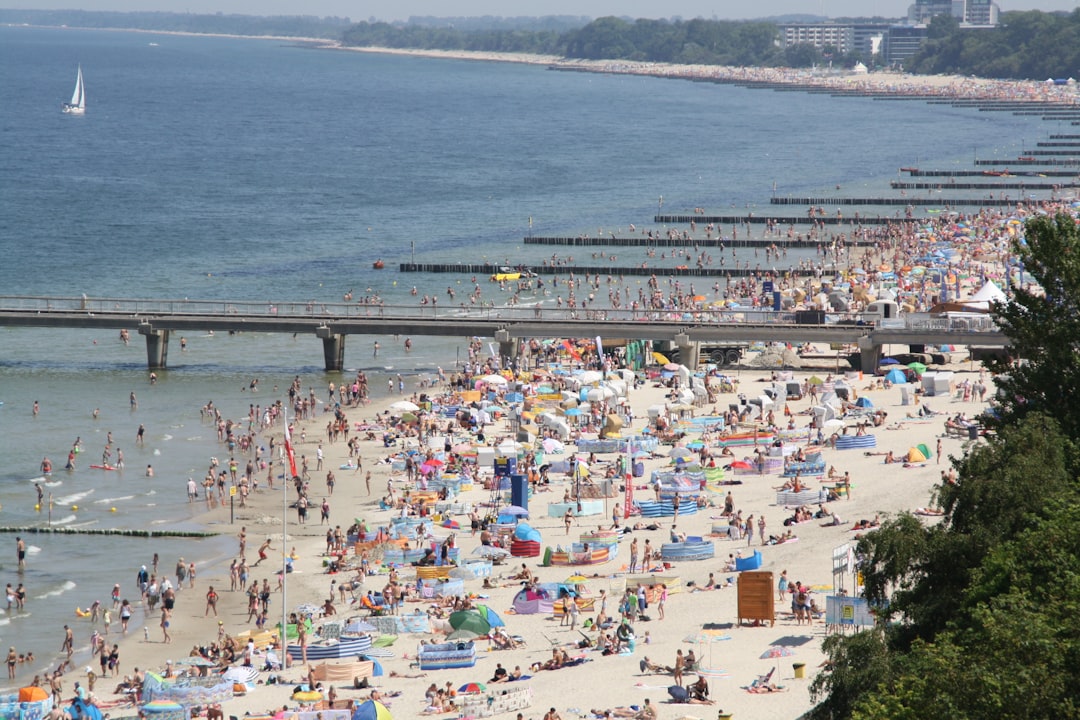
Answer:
45;345;990;720
334;45;1080;105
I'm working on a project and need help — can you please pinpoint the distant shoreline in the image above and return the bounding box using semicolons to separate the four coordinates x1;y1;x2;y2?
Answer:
2;22;334;44
12;22;1080;106
339;46;1080;106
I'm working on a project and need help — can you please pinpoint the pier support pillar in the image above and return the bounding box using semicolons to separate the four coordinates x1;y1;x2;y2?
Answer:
138;324;169;370
858;335;881;375
316;327;345;372
495;329;517;366
675;333;699;371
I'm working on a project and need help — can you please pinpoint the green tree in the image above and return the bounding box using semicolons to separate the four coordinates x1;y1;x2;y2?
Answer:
988;214;1080;443
785;43;821;68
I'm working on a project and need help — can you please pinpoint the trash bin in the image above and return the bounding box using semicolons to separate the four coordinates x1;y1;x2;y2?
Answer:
793;662;806;679
968;425;979;440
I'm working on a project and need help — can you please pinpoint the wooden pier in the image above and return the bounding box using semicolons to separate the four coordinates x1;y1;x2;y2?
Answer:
890;180;1072;191
398;262;820;278
654;214;903;226
769;196;1022;207
522;235;877;247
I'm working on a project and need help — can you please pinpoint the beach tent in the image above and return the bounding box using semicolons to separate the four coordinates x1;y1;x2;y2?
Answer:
885;369;908;384
906;447;927;462
917;443;932;459
854;397;873;408
352;699;393;720
512;586;554;614
965;280;1007;311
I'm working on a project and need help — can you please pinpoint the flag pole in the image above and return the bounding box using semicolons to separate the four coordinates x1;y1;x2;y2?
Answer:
281;406;289;656
281;404;299;657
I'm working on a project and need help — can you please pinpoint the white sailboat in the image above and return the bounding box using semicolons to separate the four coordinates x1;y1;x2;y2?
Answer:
62;65;86;115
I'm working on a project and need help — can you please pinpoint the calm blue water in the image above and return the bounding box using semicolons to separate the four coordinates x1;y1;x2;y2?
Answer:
0;25;1047;682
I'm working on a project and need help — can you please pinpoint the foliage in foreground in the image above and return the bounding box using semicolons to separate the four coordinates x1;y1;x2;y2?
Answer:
810;213;1080;719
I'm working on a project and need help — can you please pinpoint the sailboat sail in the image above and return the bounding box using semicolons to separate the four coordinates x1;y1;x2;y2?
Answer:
63;66;85;114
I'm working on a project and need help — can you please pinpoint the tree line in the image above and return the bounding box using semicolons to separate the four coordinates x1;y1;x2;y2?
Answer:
341;17;797;66
907;10;1080;80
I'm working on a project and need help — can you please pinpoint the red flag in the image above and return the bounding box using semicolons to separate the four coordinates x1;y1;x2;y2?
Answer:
283;413;298;478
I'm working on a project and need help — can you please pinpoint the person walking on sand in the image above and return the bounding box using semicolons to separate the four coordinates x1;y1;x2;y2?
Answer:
160;607;172;644
564;508;573;534
673;649;685;687
629;537;639;574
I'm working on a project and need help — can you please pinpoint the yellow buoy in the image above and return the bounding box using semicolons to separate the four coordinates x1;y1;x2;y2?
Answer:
110;507;117;512
71;505;78;511
34;504;40;511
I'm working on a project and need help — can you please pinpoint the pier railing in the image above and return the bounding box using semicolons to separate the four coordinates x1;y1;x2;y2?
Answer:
0;295;1000;334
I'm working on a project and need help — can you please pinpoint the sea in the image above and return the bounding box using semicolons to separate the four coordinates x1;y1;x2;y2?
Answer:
0;25;1052;683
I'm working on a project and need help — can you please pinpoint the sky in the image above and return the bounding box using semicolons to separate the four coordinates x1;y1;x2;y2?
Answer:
11;0;1079;21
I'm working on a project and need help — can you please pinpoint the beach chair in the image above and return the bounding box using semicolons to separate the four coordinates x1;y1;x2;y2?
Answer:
750;667;775;690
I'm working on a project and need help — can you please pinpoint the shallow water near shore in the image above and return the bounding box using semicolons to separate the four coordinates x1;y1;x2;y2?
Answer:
0;25;1053;682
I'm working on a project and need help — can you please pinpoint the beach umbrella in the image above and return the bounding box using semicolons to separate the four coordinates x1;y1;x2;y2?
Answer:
448;610;492;636
885;369;908;384
652;351;671;365
907;362;928;375
353;699;393;720
389;400;419;413
761;645;795;660
823;419;845;431
807;375;824;385
480;374;508;385
458;682;487;694
664;363;682;372
472;546;510;559
564;407;582;416
542;438;564;453
222;666;259;684
917;443;932;458
18;687;48;703
879;358;899;365
566;574;588;583
499;505;529;518
400;412;418;423
728;460;753;470
669;446;696;460
293;690;323;702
